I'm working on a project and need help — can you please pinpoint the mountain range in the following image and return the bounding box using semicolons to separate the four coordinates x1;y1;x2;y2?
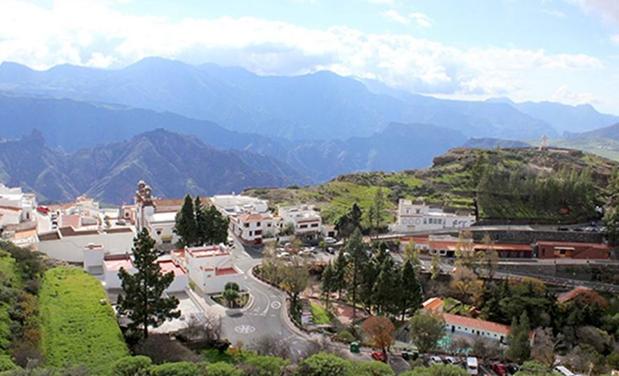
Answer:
1;57;618;202
3;57;616;142
0;130;306;203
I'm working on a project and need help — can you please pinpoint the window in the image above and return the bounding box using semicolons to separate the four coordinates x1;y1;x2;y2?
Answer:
311;223;319;228
249;231;253;236
244;223;249;228
300;224;308;229
156;229;162;235
267;223;271;227
257;222;261;227
255;230;262;236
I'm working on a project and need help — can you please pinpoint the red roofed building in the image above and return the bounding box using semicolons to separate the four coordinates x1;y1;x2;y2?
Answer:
535;241;609;259
102;254;187;293
172;245;242;294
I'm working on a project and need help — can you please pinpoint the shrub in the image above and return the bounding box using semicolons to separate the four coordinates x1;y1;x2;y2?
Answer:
241;354;289;376
297;352;352;376
205;362;242;376
333;330;355;343
112;356;152;376
352;360;394;376
0;354;17;371
150;361;200;376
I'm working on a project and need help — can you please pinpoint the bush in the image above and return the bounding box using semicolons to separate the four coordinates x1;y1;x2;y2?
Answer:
150;361;200;376
333;330;355;343
241;354;289;376
297;352;352;376
0;355;17;371
352;360;394;376
205;362;242;376
112;356;152;376
400;364;467;376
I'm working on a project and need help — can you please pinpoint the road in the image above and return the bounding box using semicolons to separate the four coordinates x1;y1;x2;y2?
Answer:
216;237;313;360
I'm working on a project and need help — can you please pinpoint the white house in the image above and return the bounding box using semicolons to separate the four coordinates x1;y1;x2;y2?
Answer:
211;194;276;245
172;245;242;294
0;184;37;228
278;205;322;241
102;253;188;293
391;199;475;233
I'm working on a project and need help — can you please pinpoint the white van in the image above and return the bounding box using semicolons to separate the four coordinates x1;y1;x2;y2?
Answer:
466;357;478;375
554;366;577;376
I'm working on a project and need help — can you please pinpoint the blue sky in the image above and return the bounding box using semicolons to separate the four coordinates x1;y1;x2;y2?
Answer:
2;0;619;113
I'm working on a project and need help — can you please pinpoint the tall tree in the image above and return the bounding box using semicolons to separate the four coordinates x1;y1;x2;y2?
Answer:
116;229;180;338
372;257;397;316
409;311;445;353
333;249;349;299
507;311;532;363
347;228;368;318
400;259;423;319
430;253;441;280
336;203;363;239
174;195;198;247
205;205;230;245
194;196;208;245
280;258;309;310
320;262;336;306
368;188;386;239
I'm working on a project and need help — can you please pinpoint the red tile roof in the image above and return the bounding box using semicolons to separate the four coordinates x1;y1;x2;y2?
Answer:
557;286;593;304
422;297;444;312
215;267;238;276
443;313;511;336
536;241;609;250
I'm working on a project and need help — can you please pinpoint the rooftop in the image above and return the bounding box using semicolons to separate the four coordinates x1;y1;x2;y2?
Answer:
443;313;511;336
185;245;229;258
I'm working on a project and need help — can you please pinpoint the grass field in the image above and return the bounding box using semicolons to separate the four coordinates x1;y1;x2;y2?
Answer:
39;267;128;374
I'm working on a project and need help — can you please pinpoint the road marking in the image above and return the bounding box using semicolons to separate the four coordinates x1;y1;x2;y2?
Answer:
234;325;256;334
270;301;281;310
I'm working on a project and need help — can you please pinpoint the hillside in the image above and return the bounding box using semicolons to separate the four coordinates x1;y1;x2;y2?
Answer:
554;123;619;161
246;147;618;225
0;130;308;203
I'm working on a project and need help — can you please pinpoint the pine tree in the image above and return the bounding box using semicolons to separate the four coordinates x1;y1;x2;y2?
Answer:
347;228;368;318
372;257;397;315
368;188;386;239
116;229;180;338
174;195;198;247
321;262;336;306
195;196;208;245
206;205;229;245
400;259;422;319
507;311;531;363
333;249;349;299
336;203;363;239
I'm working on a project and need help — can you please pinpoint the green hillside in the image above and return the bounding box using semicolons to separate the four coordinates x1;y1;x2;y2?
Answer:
246;147;618;225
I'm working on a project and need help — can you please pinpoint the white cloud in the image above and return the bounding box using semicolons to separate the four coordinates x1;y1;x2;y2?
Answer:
0;0;609;103
551;85;597;105
541;8;567;18
381;9;432;27
569;0;619;24
612;34;619;45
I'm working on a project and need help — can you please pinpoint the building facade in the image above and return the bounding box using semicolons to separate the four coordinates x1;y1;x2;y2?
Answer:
278;205;322;241
391;199;475;233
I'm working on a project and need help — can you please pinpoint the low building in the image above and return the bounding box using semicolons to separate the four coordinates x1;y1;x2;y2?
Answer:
102;254;187;293
535;241;609;259
0;184;38;246
423;297;510;343
391;199;475;233
212;194;275;245
279;205;322;241
172;245;242;294
402;235;534;258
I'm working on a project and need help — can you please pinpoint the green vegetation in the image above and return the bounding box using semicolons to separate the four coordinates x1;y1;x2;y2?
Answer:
175;195;229;247
247;147;618;227
39;267;128;374
310;302;331;325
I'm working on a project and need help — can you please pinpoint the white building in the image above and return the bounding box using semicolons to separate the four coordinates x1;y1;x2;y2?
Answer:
278;205;322;241
172;245;242;294
102;253;188;293
211;194;275;245
134;181;188;245
0;184;37;228
391;199;475;233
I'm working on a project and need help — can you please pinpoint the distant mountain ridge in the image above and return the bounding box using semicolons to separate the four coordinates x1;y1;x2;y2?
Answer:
0;130;307;203
0;57;579;141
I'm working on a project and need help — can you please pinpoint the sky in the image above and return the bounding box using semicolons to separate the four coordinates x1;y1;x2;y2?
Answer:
1;0;619;114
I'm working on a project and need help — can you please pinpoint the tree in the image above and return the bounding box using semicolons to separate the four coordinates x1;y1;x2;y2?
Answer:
403;241;420;266
149;361;200;376
372;257;398;316
280;258;309;310
205;205;229;245
513;361;559;376
205;362;243;376
399;259;423;319
174;195;198;247
336;203;363;239
362;316;395;357
450;266;484;306
116;229;180;338
507;311;531;363
347;228;368;318
368;188;386;239
480;233;499;279
430;254;440;280
531;328;557;368
243;354;289;376
321;262;337;306
352;361;395;376
195;196;209;246
409;311;445;353
223;282;240;308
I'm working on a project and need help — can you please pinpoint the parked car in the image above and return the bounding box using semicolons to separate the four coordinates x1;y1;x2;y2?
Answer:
371;351;387;362
466;357;478;375
326;247;336;254
324;237;337;244
506;364;520;374
277;252;290;259
492;363;507;376
429;355;443;365
444;356;458;365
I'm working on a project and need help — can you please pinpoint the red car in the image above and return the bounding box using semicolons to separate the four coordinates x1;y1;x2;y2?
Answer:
371;351;387;363
492;363;507;376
